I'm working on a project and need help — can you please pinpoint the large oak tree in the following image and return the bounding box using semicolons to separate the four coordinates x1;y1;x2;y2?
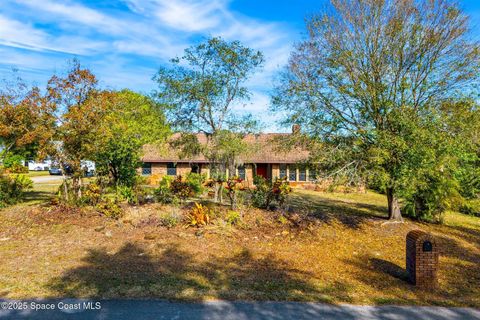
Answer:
272;0;480;220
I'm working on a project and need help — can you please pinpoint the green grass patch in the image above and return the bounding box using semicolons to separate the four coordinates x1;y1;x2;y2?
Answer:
27;171;51;177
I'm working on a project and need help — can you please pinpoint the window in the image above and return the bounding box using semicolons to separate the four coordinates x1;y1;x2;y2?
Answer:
288;165;297;181
237;165;246;180
279;164;287;178
309;167;317;181
191;163;200;174
299;167;306;181
167;162;177;176
142;163;152;176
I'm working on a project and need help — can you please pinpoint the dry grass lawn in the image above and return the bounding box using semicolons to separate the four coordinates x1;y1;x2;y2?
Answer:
0;189;479;307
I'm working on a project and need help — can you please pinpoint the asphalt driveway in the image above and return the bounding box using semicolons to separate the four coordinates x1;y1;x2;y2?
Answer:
1;300;479;320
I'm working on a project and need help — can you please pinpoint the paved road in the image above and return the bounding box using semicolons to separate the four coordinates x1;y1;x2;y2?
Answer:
0;300;479;320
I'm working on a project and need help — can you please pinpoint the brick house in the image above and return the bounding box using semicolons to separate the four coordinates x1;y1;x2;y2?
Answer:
141;130;316;187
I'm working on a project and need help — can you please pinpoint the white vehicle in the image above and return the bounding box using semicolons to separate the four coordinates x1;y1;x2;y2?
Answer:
81;160;96;175
28;159;95;174
27;160;53;171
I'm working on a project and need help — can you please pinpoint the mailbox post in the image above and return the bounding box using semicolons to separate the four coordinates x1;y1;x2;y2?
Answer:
406;230;439;288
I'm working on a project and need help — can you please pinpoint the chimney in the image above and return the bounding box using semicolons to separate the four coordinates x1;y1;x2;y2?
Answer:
292;124;301;134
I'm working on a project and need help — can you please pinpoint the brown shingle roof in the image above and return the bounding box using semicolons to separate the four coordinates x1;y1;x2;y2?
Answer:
142;133;310;164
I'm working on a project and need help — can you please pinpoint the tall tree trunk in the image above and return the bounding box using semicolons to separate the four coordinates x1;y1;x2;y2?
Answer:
77;176;82;199
386;187;402;221
229;190;237;210
219;184;223;203
62;173;69;202
214;182;221;203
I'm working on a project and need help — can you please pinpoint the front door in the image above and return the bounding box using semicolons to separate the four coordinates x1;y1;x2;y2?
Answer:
256;164;268;179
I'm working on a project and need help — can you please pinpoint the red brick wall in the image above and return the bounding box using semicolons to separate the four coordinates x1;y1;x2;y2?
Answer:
406;230;439;289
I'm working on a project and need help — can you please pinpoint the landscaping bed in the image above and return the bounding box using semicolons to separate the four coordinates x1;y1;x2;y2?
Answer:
0;190;479;307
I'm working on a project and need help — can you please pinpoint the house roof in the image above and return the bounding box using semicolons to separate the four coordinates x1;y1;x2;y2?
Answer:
142;133;310;164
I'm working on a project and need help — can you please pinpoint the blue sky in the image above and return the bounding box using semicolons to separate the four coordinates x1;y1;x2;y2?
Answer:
1;0;479;130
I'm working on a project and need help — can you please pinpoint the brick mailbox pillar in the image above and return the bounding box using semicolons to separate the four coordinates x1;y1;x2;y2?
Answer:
406;230;439;288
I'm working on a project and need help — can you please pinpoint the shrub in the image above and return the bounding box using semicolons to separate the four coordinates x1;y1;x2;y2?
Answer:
82;183;102;206
116;185;151;205
225;210;241;225
117;185;136;204
5;163;29;174
459;199;480;217
0;173;33;206
185;173;206;196
457;166;480;199
96;198;123;219
3;154;28;173
250;176;292;210
251;176;270;209
153;176;176;204
171;175;193;200
186;202;211;227
135;175;148;186
271;177;292;207
225;176;244;209
402;175;461;223
159;209;182;228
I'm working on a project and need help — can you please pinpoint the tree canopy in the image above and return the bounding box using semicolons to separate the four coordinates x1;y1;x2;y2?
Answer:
272;0;480;221
154;36;263;134
0;73;55;161
94;89;170;187
155;37;264;202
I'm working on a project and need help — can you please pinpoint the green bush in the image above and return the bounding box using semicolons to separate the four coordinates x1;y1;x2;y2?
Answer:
456;164;480;199
159;209;182;228
170;175;193;200
81;183;102;206
0;173;33;207
402;175;461;223
117;185;136;204
250;176;292;210
153;176;176;204
3;154;28;173
117;185;151;205
96;198;123;219
251;176;270;209
185;173;206;196
459;199;480;217
225;210;241;225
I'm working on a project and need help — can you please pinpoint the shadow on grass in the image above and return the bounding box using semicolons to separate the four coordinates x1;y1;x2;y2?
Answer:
344;232;480;306
433;233;480;301
288;192;387;229
447;224;480;249
23;191;54;203
46;243;350;302
368;258;409;282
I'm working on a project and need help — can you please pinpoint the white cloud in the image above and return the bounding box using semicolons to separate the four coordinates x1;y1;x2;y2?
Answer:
14;0;121;34
1;0;296;128
155;0;225;32
123;0;227;32
0;14;108;55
